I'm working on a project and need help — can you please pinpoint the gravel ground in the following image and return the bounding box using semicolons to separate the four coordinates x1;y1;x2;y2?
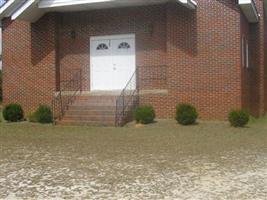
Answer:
0;120;267;199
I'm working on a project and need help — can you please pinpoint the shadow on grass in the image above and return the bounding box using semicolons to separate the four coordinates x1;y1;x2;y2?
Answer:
176;121;199;126
249;115;267;125
0;106;3;123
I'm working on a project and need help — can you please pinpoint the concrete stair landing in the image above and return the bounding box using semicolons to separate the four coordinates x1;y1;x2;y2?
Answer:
58;95;117;126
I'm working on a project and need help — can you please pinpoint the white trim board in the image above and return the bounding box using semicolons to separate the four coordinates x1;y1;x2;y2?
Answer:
11;0;34;20
90;34;136;41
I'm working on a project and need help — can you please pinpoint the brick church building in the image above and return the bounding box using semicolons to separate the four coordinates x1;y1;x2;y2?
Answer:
0;0;266;125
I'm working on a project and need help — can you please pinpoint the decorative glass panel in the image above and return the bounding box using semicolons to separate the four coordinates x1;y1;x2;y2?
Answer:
118;42;131;49
97;43;108;50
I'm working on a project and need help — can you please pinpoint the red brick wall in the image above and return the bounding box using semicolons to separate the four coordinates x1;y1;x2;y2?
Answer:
2;0;266;119
265;12;267;113
2;14;58;114
241;0;266;117
162;0;242;119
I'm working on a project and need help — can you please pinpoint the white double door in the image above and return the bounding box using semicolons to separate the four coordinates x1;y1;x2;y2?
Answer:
90;35;136;91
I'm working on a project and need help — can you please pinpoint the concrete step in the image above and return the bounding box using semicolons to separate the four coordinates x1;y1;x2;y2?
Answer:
72;102;117;106
68;105;117;111
58;119;115;127
63;114;115;121
59;95;119;126
75;96;117;102
65;110;116;116
76;95;118;99
76;97;117;103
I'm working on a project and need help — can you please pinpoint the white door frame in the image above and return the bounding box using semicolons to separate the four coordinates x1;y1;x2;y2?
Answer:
90;34;136;91
90;34;135;42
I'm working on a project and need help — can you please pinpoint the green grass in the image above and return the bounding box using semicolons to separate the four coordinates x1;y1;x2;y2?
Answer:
1;117;267;156
0;116;267;198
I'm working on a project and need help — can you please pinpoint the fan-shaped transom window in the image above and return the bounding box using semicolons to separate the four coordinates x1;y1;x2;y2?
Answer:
118;42;131;49
97;43;109;50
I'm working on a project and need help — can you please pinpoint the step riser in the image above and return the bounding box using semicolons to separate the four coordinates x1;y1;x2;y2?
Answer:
68;105;116;111
58;121;115;127
75;99;117;103
63;116;115;121
64;113;116;121
65;111;116;116
72;103;116;107
75;97;131;103
67;107;131;113
76;96;117;99
75;98;117;103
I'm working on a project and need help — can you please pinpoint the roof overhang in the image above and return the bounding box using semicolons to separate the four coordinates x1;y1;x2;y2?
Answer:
0;0;197;23
39;0;170;12
176;0;197;10
239;0;259;23
11;0;44;22
0;0;27;20
39;0;197;10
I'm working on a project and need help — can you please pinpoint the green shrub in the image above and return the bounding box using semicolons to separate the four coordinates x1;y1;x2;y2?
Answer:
134;105;156;124
3;103;24;122
176;104;198;125
0;70;2;102
228;110;249;127
34;105;52;124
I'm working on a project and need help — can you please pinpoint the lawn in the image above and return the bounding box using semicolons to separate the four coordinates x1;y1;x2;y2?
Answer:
0;119;267;199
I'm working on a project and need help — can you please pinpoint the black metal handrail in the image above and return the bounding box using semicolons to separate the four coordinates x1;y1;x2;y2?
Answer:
115;69;139;127
52;68;82;123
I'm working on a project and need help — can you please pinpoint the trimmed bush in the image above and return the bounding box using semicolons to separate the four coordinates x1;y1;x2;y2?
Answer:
3;103;24;122
134;105;156;124
176;104;198;125
34;105;53;124
228;110;249;127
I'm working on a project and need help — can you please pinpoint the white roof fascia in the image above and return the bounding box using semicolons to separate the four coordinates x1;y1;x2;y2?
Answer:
11;0;35;20
39;0;114;9
0;0;23;19
11;0;44;22
176;0;197;9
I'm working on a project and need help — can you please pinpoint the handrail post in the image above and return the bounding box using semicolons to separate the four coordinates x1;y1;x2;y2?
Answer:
115;99;118;127
136;68;139;96
52;98;55;124
137;68;140;106
79;69;82;93
122;94;125;119
59;90;63;119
